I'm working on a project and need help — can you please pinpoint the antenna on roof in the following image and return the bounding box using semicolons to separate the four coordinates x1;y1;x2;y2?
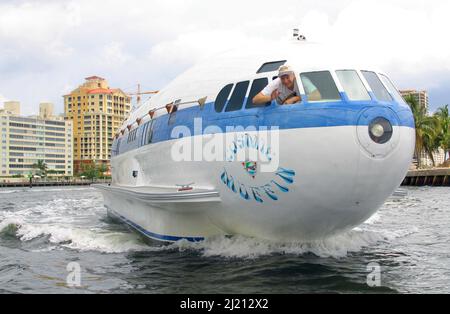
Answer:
293;28;306;41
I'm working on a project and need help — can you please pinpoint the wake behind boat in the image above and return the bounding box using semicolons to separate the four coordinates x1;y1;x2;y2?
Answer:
95;38;415;243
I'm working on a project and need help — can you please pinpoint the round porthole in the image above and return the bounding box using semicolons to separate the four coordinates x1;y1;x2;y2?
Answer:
369;117;393;144
356;107;400;159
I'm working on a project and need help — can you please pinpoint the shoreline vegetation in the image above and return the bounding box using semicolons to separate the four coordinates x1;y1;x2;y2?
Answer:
0;179;111;188
405;96;450;169
0;162;111;186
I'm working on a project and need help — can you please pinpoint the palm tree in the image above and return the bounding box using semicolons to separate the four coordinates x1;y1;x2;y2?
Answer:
32;160;48;177
434;105;450;162
404;95;440;168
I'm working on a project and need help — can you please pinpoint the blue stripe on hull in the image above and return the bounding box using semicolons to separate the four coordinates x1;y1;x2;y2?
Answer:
107;208;205;243
114;99;415;157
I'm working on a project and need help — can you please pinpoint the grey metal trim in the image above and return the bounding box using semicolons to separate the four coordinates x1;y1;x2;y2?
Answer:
94;184;221;203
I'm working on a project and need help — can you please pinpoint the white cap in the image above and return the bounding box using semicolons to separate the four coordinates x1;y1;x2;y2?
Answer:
278;65;294;77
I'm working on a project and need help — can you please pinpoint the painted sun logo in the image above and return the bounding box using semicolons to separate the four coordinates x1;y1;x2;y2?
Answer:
242;161;258;179
220;134;296;203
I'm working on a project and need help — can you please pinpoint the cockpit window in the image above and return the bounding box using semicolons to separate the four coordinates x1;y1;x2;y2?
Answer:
247;78;271;109
300;71;341;102
215;84;233;113
336;70;371;101
361;71;393;102
379;74;406;105
225;81;250;112
257;61;287;74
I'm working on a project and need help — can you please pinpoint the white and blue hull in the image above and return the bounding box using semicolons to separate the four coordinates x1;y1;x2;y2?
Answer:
98;125;414;242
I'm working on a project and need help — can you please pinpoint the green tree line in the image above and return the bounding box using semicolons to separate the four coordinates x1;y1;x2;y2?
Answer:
28;161;108;181
405;95;450;168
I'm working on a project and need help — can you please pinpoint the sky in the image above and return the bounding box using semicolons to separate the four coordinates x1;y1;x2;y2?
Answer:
0;0;449;115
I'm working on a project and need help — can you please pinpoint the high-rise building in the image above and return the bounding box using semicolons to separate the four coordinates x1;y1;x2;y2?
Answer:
3;101;21;115
63;76;131;174
39;102;54;119
400;90;429;113
0;103;73;177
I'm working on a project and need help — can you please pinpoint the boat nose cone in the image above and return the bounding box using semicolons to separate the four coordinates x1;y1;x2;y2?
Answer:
356;107;400;159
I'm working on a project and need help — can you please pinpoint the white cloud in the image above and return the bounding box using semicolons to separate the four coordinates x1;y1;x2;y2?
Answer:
300;2;450;76
0;2;78;55
101;42;130;66
1;0;450;114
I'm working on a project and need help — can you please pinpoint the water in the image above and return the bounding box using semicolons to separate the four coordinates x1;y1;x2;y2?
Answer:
0;186;448;294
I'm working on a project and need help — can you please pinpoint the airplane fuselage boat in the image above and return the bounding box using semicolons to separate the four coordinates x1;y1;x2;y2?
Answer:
96;40;415;243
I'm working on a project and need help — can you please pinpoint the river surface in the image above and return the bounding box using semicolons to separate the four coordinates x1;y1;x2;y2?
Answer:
0;186;449;294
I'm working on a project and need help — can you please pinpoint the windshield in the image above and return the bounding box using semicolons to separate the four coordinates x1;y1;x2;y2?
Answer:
379;74;407;105
361;71;393;102
336;70;371;101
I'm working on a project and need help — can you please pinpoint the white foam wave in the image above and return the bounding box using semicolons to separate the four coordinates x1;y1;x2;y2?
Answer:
0;198;151;253
0;190;21;194
0;214;390;258
28;187;95;193
170;229;386;259
0;220;150;253
380;227;420;241
0;191;403;258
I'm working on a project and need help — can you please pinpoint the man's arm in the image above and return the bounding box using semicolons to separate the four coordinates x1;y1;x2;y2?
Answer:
253;90;278;106
252;79;280;106
283;95;301;105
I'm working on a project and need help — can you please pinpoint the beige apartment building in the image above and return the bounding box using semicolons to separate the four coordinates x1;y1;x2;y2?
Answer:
0;102;73;177
400;89;429;113
3;101;21;115
63;76;131;174
39;102;54;119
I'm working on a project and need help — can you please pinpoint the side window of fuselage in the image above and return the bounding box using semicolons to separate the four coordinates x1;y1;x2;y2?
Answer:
224;81;250;112
216;78;281;112
127;129;137;143
257;61;287;74
300;71;341;102
246;78;271;109
145;120;155;145
215;84;234;113
111;139;118;157
113;138;122;156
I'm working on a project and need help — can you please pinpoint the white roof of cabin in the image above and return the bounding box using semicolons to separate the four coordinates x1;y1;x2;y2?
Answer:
122;41;383;131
